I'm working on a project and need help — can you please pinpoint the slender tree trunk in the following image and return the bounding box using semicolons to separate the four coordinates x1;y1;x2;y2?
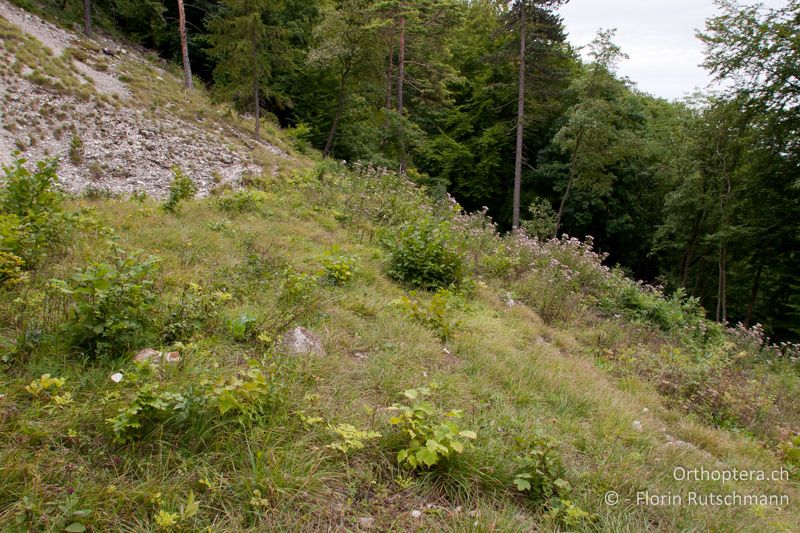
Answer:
381;40;394;147
324;68;349;158
397;12;406;172
177;0;193;90
681;214;704;286
744;264;763;328
716;243;727;322
251;25;260;140
396;16;405;115
512;2;526;229
83;0;91;37
555;129;583;235
385;41;394;113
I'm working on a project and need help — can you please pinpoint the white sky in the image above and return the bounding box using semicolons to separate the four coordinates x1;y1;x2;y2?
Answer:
558;0;788;100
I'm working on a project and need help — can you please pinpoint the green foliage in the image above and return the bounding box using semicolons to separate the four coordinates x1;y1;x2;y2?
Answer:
395;289;461;341
0;249;26;286
781;435;800;470
326;423;381;454
319;250;356;286
25;373;66;396
286;122;313;154
385;217;465;290
521;198;558;240
108;360;286;443
203;362;285;421
162;283;230;343
52;247;160;356
154;491;199;531
215;189;268;214
68;135;83;164
512;433;571;503
548;499;593;528
0;155;70;271
162;167;197;214
600;283;705;333
388;386;477;470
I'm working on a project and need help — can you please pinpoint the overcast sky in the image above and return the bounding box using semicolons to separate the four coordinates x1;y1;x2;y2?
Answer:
557;0;788;100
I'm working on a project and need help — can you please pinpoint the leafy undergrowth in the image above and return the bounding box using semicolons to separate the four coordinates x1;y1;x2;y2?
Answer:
0;154;798;532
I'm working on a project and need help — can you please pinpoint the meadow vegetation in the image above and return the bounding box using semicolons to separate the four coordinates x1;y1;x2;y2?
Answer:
0;151;798;531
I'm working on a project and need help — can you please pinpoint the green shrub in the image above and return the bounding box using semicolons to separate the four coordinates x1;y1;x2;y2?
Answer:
107;360;287;442
521;198;557;240
216;189;268;214
162;283;229;343
0;155;70;270
395;289;461;341
52;247;160;356
68;135;83;164
512;432;571;503
0;249;26;286
319;250;356;286
384;217;465;289
286;122;313;154
162;166;197;214
388;386;477;470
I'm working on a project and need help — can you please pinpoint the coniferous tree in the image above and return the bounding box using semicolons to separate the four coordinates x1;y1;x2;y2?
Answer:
207;0;284;139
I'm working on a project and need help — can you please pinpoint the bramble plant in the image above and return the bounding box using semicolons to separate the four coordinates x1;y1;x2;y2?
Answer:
319;249;356;286
162;283;230;343
215;189;268;214
52;246;160;356
154;492;200;531
107;361;285;442
25;373;66;397
512;433;571;503
162;166;197;214
1;155;72;272
326;423;382;454
384;217;465;289
388;386;477;470
395;288;461;341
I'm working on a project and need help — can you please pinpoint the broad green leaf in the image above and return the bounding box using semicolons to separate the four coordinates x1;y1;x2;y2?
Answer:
64;523;86;532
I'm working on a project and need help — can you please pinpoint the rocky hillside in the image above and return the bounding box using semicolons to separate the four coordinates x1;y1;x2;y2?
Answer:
0;0;287;198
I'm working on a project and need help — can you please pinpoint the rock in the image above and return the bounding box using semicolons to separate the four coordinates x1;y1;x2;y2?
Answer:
133;348;181;364
632;420;643;432
281;327;325;357
357;517;374;529
410;510;422;519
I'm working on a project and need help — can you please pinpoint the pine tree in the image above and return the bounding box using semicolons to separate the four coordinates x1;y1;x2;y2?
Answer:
207;0;284;140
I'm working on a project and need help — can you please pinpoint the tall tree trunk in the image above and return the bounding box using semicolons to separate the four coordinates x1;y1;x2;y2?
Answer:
681;213;704;286
83;0;91;37
251;23;260;140
397;12;406;172
555;129;583;235
177;0;193;90
381;40;394;147
745;264;763;328
716;242;727;322
385;41;394;113
324;68;349;158
512;2;526;229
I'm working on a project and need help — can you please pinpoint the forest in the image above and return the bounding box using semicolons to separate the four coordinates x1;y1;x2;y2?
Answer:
23;0;800;340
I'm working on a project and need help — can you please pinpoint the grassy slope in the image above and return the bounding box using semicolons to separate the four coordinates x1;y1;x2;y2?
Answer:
1;9;799;533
